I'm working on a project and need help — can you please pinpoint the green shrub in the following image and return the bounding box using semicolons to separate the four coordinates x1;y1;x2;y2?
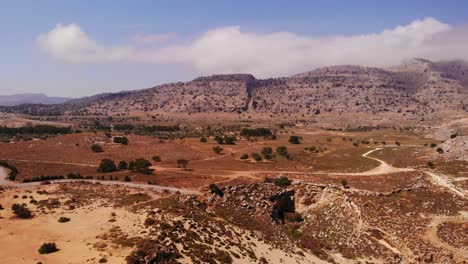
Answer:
200;137;208;143
240;154;249;160
0;160;18;181
213;146;223;154
261;147;274;160
38;242;58;254
274;176;291;187
113;136;129;145
276;146;288;156
58;217;70;223
118;161;128;170
11;203;32;218
427;161;435;169
288;136;301;144
241;128;272;137
97;159;117;173
91;144;103;153
252;153;262;162
129;158;153;174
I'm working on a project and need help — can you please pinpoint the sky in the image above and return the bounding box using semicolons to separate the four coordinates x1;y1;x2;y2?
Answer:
1;0;468;97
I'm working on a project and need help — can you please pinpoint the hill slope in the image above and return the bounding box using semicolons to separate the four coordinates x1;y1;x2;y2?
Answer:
1;60;467;126
0;93;72;106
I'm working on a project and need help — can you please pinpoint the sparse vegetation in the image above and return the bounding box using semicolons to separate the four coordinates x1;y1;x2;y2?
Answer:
274;176;291;187
58;216;71;223
240;153;249;160
251;153;262;162
261;147;274;160
129;158;153;174
11;203;32;218
91;144;104;153
241;128;272;137
38;242;58;254
113;136;129;145
118;161;128;170
213;146;223;154
288;136;301;144
98;159;117;173
0;160;18;181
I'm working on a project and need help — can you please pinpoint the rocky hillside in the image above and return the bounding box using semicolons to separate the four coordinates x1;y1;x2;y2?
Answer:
2;60;467;125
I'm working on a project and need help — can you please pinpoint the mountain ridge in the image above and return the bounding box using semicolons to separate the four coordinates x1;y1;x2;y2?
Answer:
1;59;467;126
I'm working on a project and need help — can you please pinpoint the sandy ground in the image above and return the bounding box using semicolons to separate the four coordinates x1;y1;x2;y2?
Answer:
0;187;141;264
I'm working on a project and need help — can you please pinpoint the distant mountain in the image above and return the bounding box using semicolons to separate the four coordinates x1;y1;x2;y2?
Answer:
1;59;467;127
0;93;72;106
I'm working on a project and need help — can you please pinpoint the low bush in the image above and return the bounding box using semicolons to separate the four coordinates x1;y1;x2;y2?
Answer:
38;242;58;254
58;217;70;223
213;146;223;154
91;144;103;153
12;203;32;218
288;136;301;144
274;177;291;187
252;153;262;162
113;136;129;145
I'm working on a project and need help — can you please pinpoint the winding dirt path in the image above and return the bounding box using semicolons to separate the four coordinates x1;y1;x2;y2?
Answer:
1;147;466;198
422;212;468;262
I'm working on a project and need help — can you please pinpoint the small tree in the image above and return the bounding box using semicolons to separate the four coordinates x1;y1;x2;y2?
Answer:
213;146;223;154
131;158;153;174
58;217;70;223
118;161;128;170
177;159;189;170
436;147;444;154
240;153;249;160
261;147;274;160
341;179;348;188
427;161;435;169
91;144;103;153
209;183;224;197
152;156;161;162
38;242;58;254
276;146;288;157
98;159;117;173
12;203;32;218
252;153;262;162
223;136;237;145
215;136;224;144
288;136;301;144
274;177;291;187
200;137;208;143
113;136;129;145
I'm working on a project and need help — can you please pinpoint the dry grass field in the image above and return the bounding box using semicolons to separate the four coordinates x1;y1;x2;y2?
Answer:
0;120;467;263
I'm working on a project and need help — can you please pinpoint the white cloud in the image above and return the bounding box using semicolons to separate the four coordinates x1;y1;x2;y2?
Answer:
37;23;133;63
37;18;468;77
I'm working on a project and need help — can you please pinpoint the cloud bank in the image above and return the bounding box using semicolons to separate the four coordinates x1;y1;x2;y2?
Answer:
37;18;468;77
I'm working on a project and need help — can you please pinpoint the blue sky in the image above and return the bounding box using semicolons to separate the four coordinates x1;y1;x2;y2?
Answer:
1;0;467;97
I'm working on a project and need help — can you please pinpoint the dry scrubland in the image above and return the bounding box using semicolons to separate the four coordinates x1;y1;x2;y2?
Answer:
0;60;467;263
0;120;467;263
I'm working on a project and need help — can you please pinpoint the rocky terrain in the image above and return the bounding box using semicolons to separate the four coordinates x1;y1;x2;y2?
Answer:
1;59;467;127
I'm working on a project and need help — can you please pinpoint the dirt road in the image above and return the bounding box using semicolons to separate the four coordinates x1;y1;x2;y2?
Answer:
0;166;199;194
